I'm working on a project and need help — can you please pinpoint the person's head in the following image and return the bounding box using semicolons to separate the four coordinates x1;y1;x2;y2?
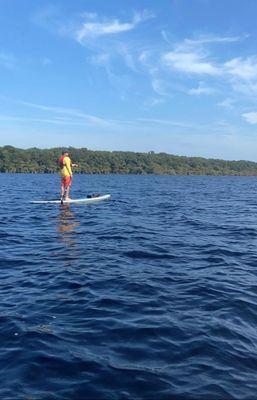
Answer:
62;150;69;156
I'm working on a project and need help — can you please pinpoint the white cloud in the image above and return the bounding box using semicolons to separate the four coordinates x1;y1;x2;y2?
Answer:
218;98;235;109
0;114;91;126
158;34;257;101
160;35;244;76
231;81;257;96
225;57;257;80
117;44;138;72
242;112;257;124
138;50;150;64
152;79;170;96
77;20;135;42
188;82;215;95
225;58;257;96
161;30;172;45
33;7;257;107
185;34;245;46
162;50;220;75
18;100;111;126
74;10;154;85
138;50;158;75
76;11;153;43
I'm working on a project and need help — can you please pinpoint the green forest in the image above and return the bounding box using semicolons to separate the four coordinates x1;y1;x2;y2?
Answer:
1;145;257;175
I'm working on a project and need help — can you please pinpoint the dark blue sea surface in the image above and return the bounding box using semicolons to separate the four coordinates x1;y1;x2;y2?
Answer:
1;173;257;399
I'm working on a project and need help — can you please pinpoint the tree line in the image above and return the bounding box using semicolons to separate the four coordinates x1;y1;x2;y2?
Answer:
1;145;257;175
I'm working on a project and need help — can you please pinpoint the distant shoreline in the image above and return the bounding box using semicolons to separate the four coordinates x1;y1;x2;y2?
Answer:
1;172;257;177
1;145;257;176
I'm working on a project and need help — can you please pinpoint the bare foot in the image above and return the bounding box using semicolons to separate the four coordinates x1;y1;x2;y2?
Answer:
65;197;71;202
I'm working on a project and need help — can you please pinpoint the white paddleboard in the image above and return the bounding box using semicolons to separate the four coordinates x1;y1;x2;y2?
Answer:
31;194;111;204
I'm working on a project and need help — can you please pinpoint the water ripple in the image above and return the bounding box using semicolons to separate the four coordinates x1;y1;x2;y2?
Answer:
1;174;257;399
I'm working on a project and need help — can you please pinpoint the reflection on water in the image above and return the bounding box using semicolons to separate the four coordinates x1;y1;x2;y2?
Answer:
57;204;80;255
57;204;80;234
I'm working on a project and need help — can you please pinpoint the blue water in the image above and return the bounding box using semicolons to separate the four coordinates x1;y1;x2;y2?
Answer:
1;174;257;399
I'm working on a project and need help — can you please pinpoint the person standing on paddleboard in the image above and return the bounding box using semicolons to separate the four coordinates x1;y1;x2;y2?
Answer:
59;150;77;203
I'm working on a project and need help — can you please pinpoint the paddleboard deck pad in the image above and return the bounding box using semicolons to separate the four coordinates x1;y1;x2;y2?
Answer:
31;194;111;204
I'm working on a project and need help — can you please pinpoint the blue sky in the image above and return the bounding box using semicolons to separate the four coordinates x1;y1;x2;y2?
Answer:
1;0;257;160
